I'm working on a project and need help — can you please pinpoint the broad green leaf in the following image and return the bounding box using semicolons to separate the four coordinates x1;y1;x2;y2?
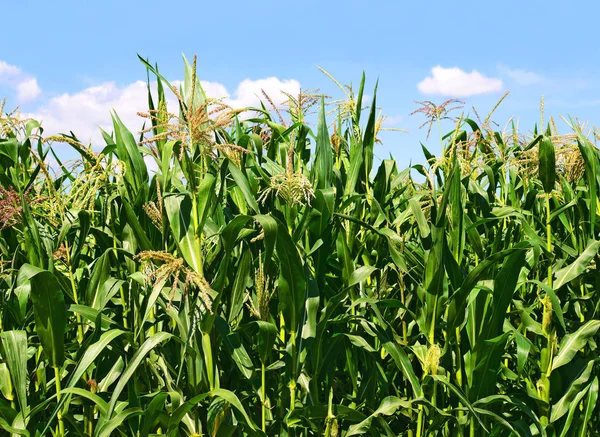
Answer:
552;321;600;371
275;218;306;333
95;407;143;437
313;97;332;190
61;387;109;416
553;240;600;290
23;265;66;368
578;376;598;437
481;250;526;342
107;332;173;417
409;197;430;239
140;392;168;437
0;331;27;413
538;136;556;194
164;193;203;273
551;359;595;424
0;417;28;436
167;388;258;437
112;110;148;196
228;161;259;214
346;396;411;436
253;321;278;365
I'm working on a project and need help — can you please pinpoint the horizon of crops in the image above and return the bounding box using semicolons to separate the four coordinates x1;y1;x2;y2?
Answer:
1;55;600;436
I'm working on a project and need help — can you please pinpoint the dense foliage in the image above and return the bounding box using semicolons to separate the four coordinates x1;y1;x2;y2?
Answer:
1;56;600;436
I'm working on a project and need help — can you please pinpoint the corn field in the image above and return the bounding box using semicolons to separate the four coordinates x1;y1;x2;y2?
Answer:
1;55;600;436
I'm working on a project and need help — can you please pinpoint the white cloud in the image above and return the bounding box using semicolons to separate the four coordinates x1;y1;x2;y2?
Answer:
16;78;41;102
24;81;153;145
0;60;42;103
382;114;404;126
226;77;300;109
25;76;300;147
498;65;545;86
0;61;21;77
418;66;503;97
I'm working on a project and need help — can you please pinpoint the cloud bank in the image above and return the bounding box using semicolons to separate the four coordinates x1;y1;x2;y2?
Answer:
21;76;300;146
418;66;503;97
0;60;41;103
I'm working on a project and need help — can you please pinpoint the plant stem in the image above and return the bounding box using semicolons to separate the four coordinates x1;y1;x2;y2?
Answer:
289;330;297;411
279;312;285;360
202;332;215;391
261;361;266;432
324;386;335;437
540;192;554;426
65;241;84;345
54;366;65;436
416;405;424;437
546;193;552;287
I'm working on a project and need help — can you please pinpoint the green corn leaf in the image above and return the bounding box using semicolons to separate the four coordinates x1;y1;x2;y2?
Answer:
409;197;430;239
112;111;148;196
95;407;143;437
578;376;598;437
553;239;600;290
167;389;259;437
107;332;173;417
252;320;278;364
40;329;127;436
228;161;259;214
228;249;252;324
164;193;203;273
140;392;168;437
23;265;66;368
0;331;27;413
346;396;412;436
481;249;527;341
552;321;600;371
313;96;332;190
275;218;306;333
551;358;595;424
538;136;556;194
61;388;109;416
0;417;29;436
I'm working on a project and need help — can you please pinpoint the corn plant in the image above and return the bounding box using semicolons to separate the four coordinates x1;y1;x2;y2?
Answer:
0;56;599;437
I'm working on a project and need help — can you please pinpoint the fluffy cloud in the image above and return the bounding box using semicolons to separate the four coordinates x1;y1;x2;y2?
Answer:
498;65;545;86
382;114;404;126
418;66;503;97
0;61;21;76
0;60;42;103
24;81;153;145
25;76;300;146
15;78;41;102
227;77;300;108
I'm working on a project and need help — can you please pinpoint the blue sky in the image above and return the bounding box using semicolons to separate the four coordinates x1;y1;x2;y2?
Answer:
2;0;600;168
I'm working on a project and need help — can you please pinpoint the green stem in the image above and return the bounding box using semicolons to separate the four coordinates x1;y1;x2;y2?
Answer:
87;405;94;436
546;193;552;287
455;327;464;431
279;312;285;360
111;240;129;330
54;366;65;436
261;362;266;432
202;332;215;391
324;387;335;437
429;296;438;346
416;405;424;437
65;242;84;345
289;330;297;411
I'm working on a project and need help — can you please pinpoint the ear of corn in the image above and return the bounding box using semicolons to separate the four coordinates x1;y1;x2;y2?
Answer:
0;57;599;436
